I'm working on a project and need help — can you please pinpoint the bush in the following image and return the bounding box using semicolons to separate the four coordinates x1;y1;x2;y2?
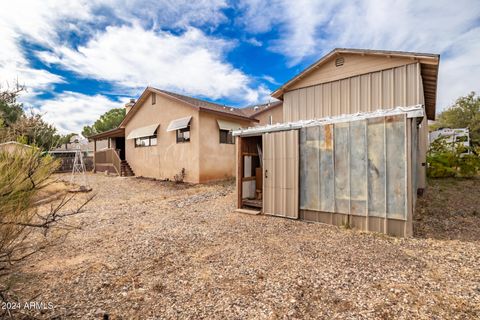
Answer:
427;137;480;178
0;148;92;303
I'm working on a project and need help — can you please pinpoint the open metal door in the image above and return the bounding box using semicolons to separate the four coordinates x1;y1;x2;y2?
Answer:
263;130;299;218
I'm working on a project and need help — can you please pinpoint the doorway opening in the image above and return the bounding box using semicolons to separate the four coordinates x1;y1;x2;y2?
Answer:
238;135;263;210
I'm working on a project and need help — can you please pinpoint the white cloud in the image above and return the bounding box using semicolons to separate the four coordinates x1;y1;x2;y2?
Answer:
244;37;263;47
238;0;480;111
38;25;264;102
36;91;125;134
0;0;270;132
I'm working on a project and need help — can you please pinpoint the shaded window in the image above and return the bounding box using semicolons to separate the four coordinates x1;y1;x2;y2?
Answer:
152;93;156;105
135;131;158;147
177;126;190;143
219;129;234;144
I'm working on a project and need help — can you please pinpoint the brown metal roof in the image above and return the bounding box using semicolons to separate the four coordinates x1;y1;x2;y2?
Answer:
119;87;255;127
240;101;283;117
271;48;440;120
87;127;125;140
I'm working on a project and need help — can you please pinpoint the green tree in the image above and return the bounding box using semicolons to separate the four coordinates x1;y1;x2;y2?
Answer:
82;108;125;137
8;112;60;150
0;86;24;127
432;92;480;146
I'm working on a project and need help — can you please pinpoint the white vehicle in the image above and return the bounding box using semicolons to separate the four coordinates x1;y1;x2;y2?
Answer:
429;128;470;153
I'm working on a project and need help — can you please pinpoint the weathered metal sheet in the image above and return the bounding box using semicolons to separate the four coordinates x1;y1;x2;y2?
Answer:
300;127;320;210
319;124;335;212
367;117;386;217
334;122;350;214
349;120;367;215
386;115;406;219
298;114;409;224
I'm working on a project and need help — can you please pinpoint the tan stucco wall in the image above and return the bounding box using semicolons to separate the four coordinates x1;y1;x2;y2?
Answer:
125;92;201;183
198;112;251;182
0;142;31;154
254;104;283;126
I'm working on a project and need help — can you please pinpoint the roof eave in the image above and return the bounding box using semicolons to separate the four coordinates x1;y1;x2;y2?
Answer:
199;107;259;122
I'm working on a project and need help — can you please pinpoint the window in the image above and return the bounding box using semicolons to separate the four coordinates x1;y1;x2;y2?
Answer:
219;129;234;144
268;115;273;125
152;92;156;105
134;131;157;147
176;126;190;143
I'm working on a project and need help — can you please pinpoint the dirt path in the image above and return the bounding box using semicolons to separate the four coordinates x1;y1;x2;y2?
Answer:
6;174;480;319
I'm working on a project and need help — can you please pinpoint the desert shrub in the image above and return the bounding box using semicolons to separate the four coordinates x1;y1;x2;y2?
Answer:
0;148;92;303
427;137;480;178
174;168;186;183
0;149;59;271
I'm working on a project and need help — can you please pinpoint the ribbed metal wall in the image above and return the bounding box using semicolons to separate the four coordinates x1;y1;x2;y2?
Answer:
263;130;299;219
284;63;423;122
299;114;408;221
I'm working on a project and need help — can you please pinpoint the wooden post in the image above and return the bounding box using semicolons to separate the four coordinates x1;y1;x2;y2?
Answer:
93;139;97;173
236;136;243;209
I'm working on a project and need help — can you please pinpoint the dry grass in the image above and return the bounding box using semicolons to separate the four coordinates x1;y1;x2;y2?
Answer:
414;177;480;241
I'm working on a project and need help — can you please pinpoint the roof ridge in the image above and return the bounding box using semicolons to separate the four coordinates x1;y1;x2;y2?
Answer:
154;88;231;109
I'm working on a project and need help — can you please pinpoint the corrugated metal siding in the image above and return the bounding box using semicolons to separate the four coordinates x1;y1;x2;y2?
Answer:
263;130;299;218
299;114;408;221
284;63;422;122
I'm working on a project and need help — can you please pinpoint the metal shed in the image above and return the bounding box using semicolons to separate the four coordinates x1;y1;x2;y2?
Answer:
233;106;424;237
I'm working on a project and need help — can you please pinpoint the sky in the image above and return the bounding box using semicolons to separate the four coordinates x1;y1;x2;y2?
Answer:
1;0;479;133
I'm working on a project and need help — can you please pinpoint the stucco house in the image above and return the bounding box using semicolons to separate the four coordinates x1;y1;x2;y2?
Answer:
233;48;440;237
90;87;282;183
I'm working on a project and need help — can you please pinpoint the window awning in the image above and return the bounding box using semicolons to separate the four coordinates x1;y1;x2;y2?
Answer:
126;124;159;140
167;116;192;132
217;119;242;131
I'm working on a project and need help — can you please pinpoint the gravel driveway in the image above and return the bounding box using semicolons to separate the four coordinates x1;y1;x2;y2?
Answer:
8;174;480;319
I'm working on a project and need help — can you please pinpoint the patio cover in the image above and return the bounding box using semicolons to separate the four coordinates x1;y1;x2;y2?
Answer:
126;124;159;140
167;116;192;132
217;119;242;131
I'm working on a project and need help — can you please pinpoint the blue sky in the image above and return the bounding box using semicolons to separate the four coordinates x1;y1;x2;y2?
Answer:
1;0;479;133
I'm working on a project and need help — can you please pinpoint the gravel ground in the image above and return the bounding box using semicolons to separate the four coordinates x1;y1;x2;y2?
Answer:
6;174;480;319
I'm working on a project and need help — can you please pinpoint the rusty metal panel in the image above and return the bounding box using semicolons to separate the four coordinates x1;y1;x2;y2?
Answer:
349;120;367;215
319;124;335;212
385;114;406;219
299;124;335;213
367;117;386;217
334;122;350;214
263;130;299;218
300;127;320;210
